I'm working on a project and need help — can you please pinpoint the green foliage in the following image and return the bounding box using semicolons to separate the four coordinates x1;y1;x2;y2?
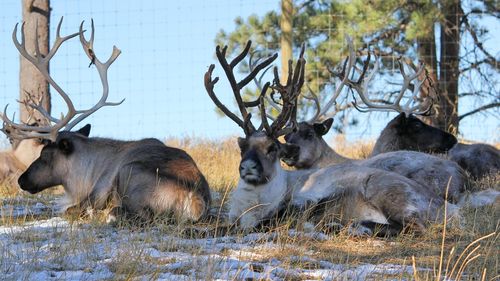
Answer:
215;0;499;131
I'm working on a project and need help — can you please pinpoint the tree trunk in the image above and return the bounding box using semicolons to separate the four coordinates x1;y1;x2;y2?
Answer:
20;0;50;124
280;0;293;84
437;0;462;135
417;25;438;125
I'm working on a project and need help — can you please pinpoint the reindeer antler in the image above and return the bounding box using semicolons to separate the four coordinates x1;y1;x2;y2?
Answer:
346;52;433;117
305;36;356;123
259;43;306;137
1;17;124;141
204;40;278;136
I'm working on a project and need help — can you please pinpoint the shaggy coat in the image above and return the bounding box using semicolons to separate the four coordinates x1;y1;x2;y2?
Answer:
449;143;500;179
228;133;458;235
370;113;499;178
282;120;467;202
18;125;211;222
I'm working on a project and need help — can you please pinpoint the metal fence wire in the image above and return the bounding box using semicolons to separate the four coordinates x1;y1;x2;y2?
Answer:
0;0;498;148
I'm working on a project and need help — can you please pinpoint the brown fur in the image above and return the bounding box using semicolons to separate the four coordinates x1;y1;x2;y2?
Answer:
18;127;211;222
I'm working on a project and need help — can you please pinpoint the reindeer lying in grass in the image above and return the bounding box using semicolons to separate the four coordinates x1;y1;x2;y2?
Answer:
279;40;467;202
0;103;49;188
204;41;459;236
343;49;499;180
0;138;44;188
2;18;211;222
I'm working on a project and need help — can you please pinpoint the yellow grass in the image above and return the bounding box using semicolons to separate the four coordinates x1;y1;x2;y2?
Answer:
0;136;498;280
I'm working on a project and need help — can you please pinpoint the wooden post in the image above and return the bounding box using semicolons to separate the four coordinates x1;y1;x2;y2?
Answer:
20;0;51;123
280;0;293;84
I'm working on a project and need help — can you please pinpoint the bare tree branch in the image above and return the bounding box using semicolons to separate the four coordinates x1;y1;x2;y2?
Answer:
462;14;500;71
458;102;500;121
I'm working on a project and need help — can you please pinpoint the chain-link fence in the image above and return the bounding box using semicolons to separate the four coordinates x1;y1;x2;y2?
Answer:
0;0;498;148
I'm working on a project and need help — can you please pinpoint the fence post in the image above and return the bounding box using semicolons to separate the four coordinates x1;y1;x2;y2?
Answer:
19;0;51;123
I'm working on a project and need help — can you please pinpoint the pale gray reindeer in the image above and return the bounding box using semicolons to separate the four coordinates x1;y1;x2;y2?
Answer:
204;41;459;235
0;138;44;187
278;39;467;202
2;18;211;222
0;97;49;187
345;51;499;179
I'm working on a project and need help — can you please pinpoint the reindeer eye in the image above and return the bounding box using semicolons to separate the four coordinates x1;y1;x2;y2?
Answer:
305;131;315;139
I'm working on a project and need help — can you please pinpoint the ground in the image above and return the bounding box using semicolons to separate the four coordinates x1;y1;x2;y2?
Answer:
0;138;498;280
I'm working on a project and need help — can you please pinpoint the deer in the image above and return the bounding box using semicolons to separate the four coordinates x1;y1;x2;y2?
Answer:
345;49;499;180
0;98;50;188
278;39;467;203
0;138;45;188
1;18;211;222
204;40;460;236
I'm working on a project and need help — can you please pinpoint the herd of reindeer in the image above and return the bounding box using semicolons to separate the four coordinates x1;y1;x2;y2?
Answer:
0;18;499;237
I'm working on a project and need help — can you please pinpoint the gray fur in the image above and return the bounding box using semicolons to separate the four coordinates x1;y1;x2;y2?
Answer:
18;131;211;222
283;121;467;202
371;113;499;179
449;143;500;179
230;133;459;234
357;151;466;202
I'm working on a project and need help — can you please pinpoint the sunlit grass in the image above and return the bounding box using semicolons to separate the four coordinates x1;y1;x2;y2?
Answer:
0;136;498;280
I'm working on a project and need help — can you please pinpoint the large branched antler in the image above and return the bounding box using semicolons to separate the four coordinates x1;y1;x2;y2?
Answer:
346;52;433;117
204;40;278;136
306;36;356;123
258;43;306;138
1;17;123;141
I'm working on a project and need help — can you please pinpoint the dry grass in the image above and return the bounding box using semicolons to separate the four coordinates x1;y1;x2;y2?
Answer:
0;136;498;280
329;134;375;159
165;136;240;193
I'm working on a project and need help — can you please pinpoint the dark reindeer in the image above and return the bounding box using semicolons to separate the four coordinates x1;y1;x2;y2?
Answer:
345;51;499;179
280;40;467;202
2;18;211;222
205;41;460;236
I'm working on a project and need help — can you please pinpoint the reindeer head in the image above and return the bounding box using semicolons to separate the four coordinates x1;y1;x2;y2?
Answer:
384;112;457;153
282;119;333;168
281;37;355;168
204;41;304;185
0;18;123;193
18;125;91;193
341;50;457;154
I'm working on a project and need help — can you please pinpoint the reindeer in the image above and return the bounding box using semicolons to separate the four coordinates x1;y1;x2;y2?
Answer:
0;98;50;188
345;50;499;179
2;18;211;222
278;39;466;202
0;138;45;188
204;41;459;235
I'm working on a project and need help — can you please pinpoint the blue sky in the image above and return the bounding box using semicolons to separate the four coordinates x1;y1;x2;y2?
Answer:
0;0;498;147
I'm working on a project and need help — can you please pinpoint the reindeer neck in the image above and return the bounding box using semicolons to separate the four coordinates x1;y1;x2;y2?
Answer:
314;138;350;168
371;127;401;156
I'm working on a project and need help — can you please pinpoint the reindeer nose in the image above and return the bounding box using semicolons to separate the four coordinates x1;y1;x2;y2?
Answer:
240;160;258;171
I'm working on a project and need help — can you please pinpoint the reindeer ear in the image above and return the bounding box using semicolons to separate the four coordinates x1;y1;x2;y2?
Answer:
57;138;73;155
313;118;333;136
76;124;91;137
